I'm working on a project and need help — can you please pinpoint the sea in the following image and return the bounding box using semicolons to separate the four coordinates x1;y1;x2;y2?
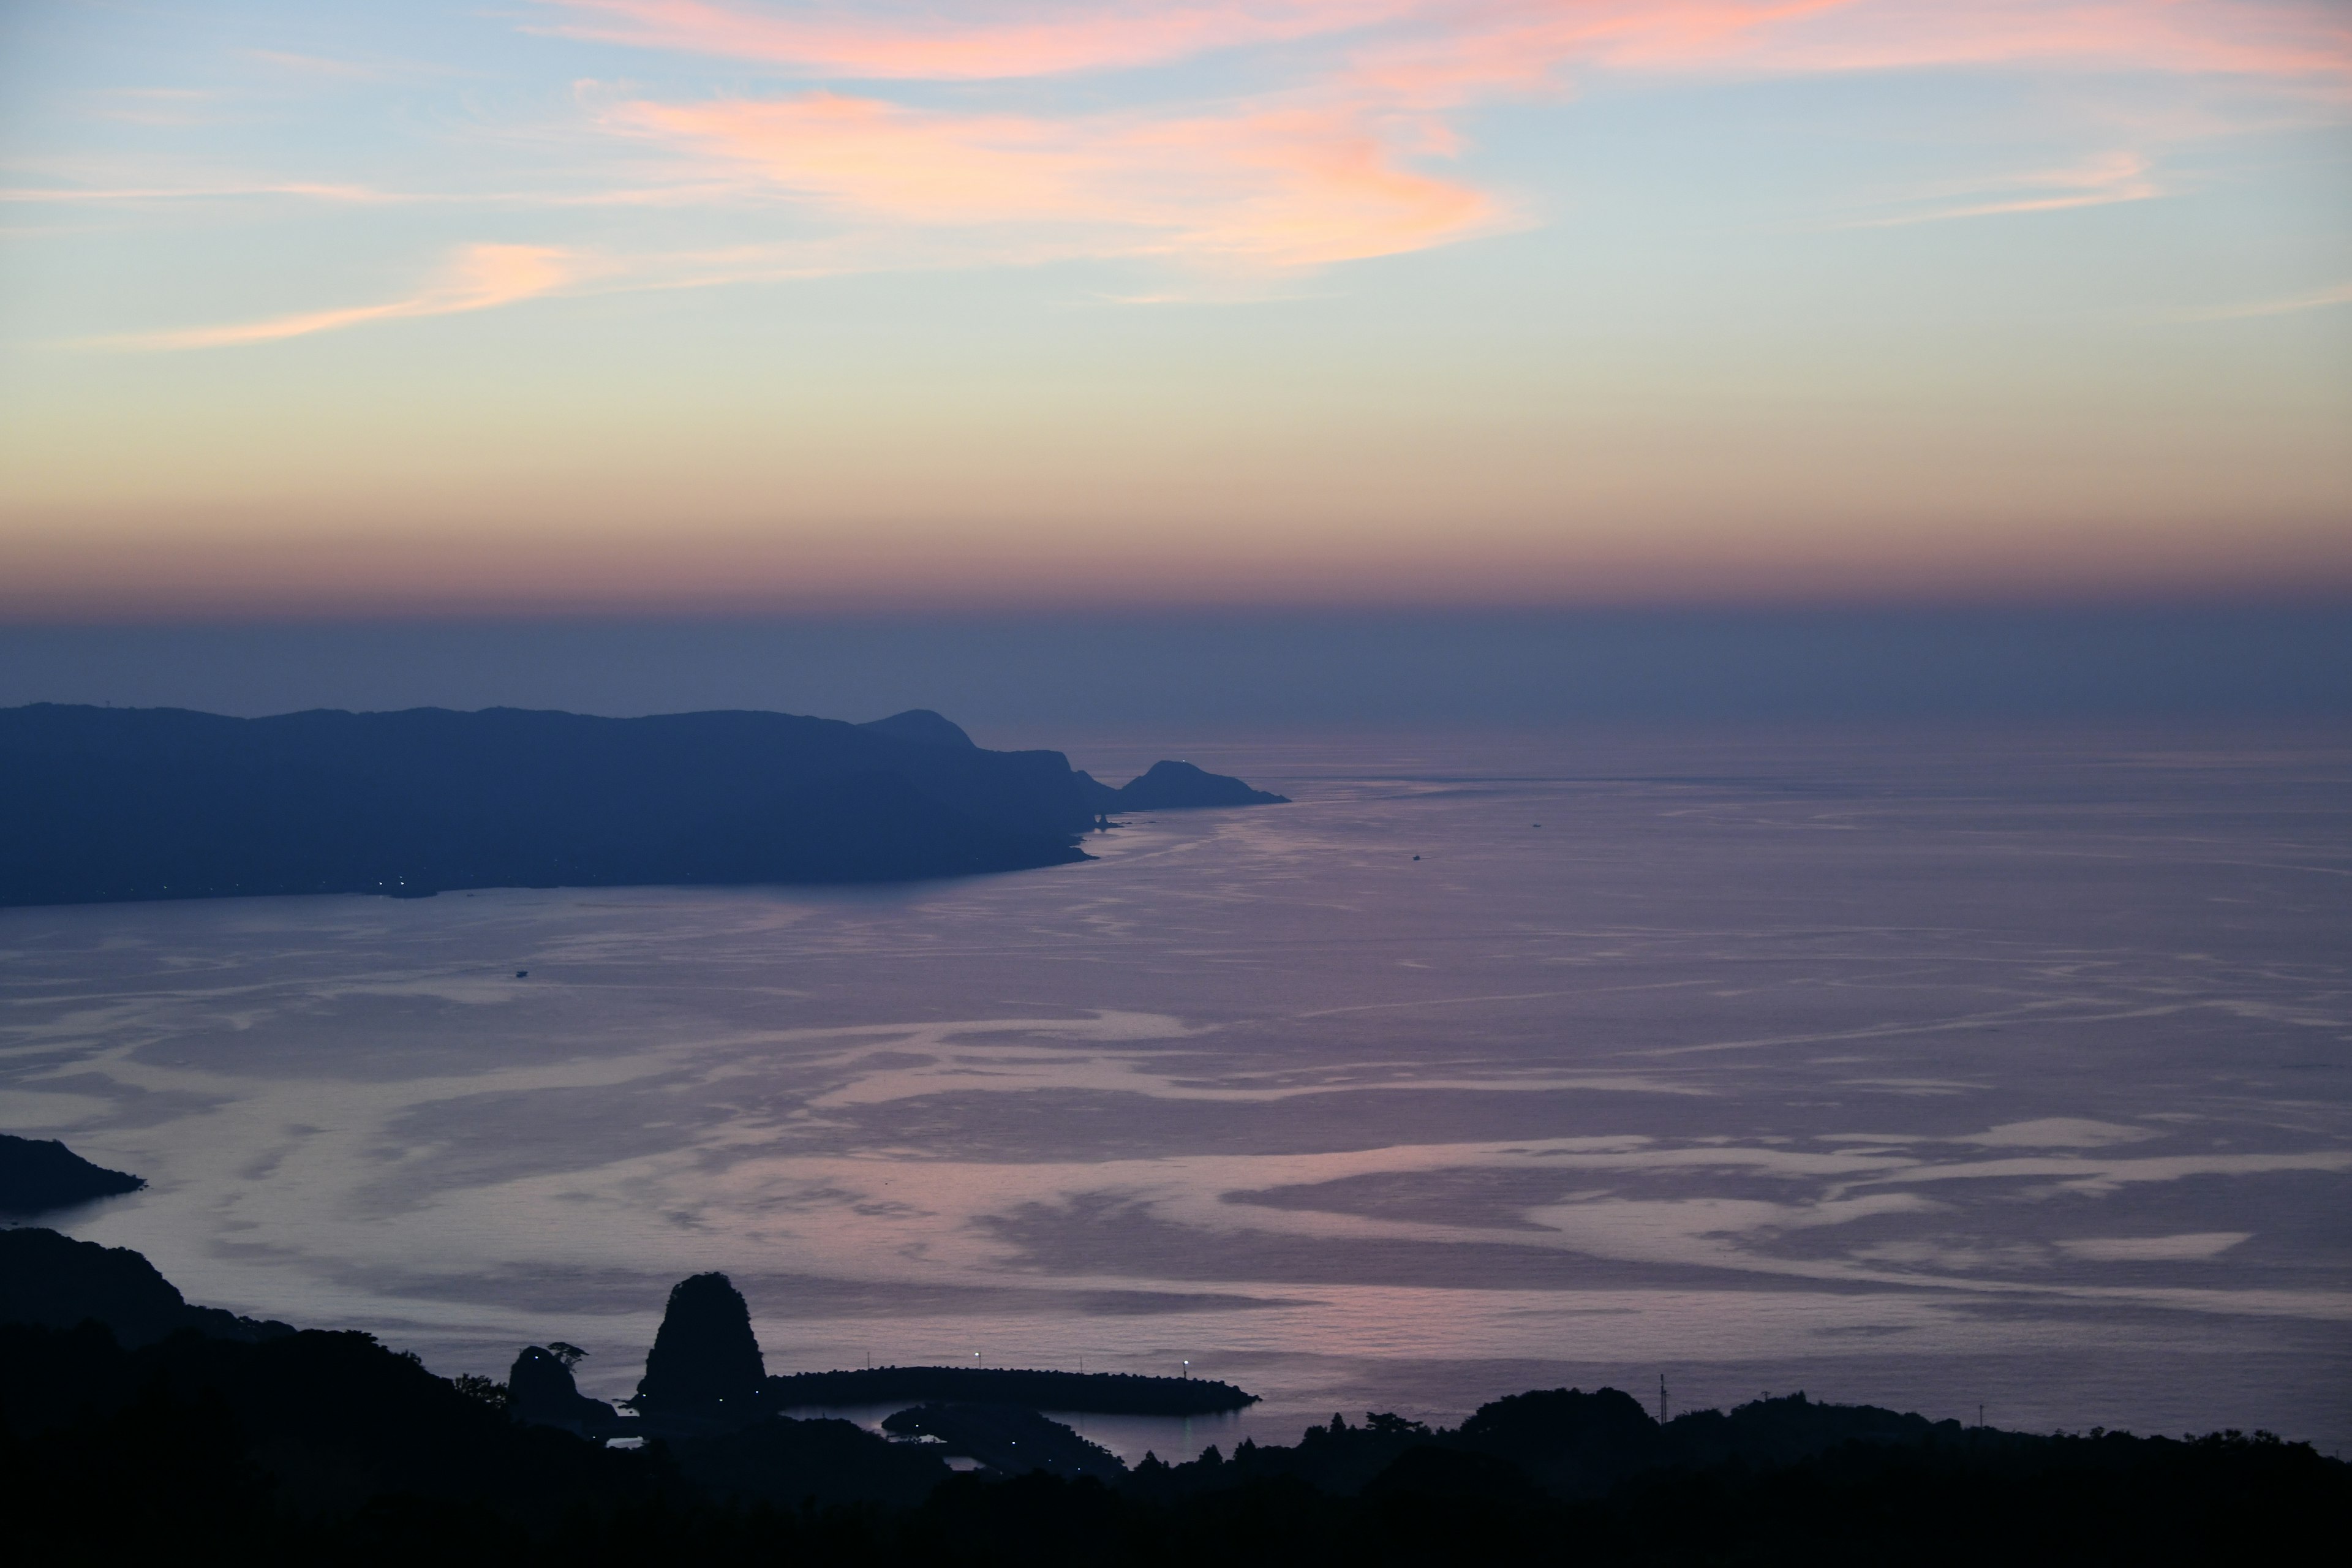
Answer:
4;722;2348;1460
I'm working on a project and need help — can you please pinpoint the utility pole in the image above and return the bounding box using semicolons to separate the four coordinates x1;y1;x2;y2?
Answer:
1659;1373;1668;1425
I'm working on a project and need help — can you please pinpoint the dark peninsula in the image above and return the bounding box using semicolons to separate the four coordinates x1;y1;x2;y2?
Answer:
772;1364;1258;1416
0;703;1291;908
0;1134;144;1214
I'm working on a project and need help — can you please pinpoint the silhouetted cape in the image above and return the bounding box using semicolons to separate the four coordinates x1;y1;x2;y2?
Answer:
0;704;1292;907
0;1134;144;1213
0;703;1093;906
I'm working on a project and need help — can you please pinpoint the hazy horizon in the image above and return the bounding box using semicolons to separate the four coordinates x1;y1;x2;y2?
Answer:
4;606;2348;734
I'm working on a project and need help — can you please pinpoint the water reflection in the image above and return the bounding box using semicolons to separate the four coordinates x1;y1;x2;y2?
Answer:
2;723;2347;1450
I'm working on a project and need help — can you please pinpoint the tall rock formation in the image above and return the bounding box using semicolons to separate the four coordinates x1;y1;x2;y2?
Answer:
634;1272;766;1415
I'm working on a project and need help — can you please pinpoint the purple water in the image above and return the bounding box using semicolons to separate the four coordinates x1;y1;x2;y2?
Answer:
5;722;2347;1457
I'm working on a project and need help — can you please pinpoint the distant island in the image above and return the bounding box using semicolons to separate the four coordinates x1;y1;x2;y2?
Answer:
0;704;1286;908
1;1229;2340;1562
1077;759;1289;813
0;1134;144;1214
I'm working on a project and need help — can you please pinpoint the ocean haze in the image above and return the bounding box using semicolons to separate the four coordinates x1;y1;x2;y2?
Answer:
1;608;2348;730
5;720;2346;1457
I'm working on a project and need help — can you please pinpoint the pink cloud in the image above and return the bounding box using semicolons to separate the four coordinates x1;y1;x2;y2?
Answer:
534;0;1422;80
1671;1;2352;83
104;244;582;350
537;2;2351;89
558;2;2345;279
1343;1;2349;111
89;1;2331;349
609;92;1502;268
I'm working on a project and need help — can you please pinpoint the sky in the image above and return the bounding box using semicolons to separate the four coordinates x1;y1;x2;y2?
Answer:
1;1;2348;621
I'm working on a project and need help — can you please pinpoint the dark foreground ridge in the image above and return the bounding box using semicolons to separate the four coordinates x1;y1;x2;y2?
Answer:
0;704;1286;908
3;1231;2342;1566
0;1227;292;1345
772;1365;1257;1415
0;1133;144;1213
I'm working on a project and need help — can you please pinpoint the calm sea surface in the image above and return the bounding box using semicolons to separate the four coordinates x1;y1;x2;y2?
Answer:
5;723;2348;1457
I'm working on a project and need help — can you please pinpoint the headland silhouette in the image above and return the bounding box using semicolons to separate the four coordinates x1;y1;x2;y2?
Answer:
0;703;1287;908
0;1134;145;1215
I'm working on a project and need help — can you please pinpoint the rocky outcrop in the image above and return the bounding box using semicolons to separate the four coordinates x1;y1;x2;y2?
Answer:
631;1272;766;1420
507;1344;621;1435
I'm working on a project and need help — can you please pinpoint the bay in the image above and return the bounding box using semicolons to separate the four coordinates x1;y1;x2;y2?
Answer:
4;722;2348;1457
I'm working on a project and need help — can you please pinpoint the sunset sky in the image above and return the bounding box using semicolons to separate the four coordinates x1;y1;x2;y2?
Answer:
2;1;2346;618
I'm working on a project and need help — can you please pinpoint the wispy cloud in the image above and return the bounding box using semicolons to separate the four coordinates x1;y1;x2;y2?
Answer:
241;49;467;83
85;86;234;127
550;1;2347;279
1;180;411;206
97;244;586;350
1842;150;2163;227
606;89;1505;270
0;172;756;210
532;1;2352;90
530;0;1424;80
60;1;2352;340
2184;278;2352;319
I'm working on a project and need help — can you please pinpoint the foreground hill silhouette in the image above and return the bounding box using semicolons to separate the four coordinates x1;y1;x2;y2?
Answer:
0;703;1291;907
2;1230;2342;1564
0;1227;291;1344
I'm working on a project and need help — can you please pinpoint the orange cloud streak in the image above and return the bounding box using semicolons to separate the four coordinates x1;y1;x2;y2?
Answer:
102;244;582;350
609;93;1501;268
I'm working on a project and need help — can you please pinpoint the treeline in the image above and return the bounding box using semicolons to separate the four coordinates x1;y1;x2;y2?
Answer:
3;1314;2342;1566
